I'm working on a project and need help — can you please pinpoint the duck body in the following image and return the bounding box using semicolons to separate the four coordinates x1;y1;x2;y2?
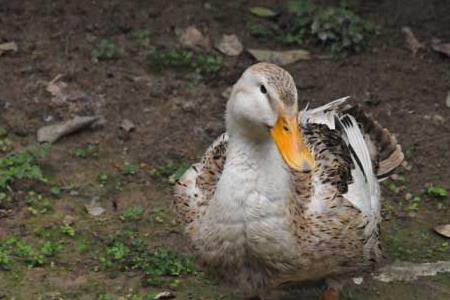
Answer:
174;63;403;296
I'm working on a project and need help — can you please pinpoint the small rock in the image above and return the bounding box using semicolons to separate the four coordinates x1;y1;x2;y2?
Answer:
434;224;450;238
180;101;195;113
0;41;18;56
215;34;243;56
353;277;364;285
432;114;445;124
120;119;135;132
179;26;210;50
44;115;54;123
63;215;76;225
405;193;413;201
154;291;175;300
85;199;105;217
390;174;400;181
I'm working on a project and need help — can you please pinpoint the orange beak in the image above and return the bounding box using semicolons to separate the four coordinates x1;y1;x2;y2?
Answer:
270;115;315;171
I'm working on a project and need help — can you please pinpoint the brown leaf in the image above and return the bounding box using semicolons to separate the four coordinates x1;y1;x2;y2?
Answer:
215;34;243;56
37;115;102;143
154;291;175;300
373;261;450;282
431;39;450;57
248;49;311;66
401;27;425;55
120;119;135;132
179;26;211;50
434;224;450;238
0;41;18;56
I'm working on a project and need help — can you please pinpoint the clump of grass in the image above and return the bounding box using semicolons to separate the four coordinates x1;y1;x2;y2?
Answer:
121;163;138;176
0;236;63;269
0;144;49;209
74;144;99;159
92;38;124;61
120;207;144;221
61;223;76;237
25;191;52;215
0;127;12;152
252;1;378;53
149;160;190;184
249;23;278;42
146;48;223;76
97;172;110;185
132;30;151;48
99;231;194;287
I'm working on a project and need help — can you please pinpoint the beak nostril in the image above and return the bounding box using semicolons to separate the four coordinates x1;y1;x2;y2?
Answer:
283;124;289;132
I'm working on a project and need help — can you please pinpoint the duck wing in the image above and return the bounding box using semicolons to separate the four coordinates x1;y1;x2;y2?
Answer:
174;133;228;224
297;97;404;225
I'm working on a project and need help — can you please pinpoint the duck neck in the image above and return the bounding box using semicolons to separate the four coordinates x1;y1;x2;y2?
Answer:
223;129;292;198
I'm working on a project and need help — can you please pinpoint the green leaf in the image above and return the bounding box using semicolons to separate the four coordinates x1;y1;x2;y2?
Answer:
427;186;449;198
249;6;277;18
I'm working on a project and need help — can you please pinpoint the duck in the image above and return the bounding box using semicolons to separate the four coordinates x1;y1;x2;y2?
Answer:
174;63;404;300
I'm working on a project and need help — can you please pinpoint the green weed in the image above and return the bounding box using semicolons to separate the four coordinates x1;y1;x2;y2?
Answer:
0;127;12;152
121;163;138;176
132;30;151;48
99;231;194;287
92;39;124;61
426;186;448;198
97;172;110;185
120;207;145;221
74;144;99;158
252;1;378;53
0;144;49;193
0;236;62;268
61;223;76;237
25;191;52;215
149;160;190;184
0;246;12;270
249;23;278;41
146;49;223;76
97;293;117;300
49;186;61;197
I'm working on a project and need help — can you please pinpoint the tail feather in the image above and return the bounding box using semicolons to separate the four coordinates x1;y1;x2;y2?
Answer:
343;105;404;180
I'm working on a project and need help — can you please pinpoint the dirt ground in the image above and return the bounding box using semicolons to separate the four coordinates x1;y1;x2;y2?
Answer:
0;0;449;299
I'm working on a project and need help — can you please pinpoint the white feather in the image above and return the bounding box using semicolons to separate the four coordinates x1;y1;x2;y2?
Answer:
300;98;380;218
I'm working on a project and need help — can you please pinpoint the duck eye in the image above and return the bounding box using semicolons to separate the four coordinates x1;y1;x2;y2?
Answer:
260;85;267;94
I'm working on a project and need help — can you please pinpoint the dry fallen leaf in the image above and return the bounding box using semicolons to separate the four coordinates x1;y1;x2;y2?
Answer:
434;224;450;238
249;6;277;18
431;39;450;57
373;261;450;282
179;26;210;50
37;115;102;143
215;34;243;56
120;119;135;132
248;49;311;66
46;75;104;114
401;27;425;55
154;291;175;300
85;199;106;217
0;41;18;56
